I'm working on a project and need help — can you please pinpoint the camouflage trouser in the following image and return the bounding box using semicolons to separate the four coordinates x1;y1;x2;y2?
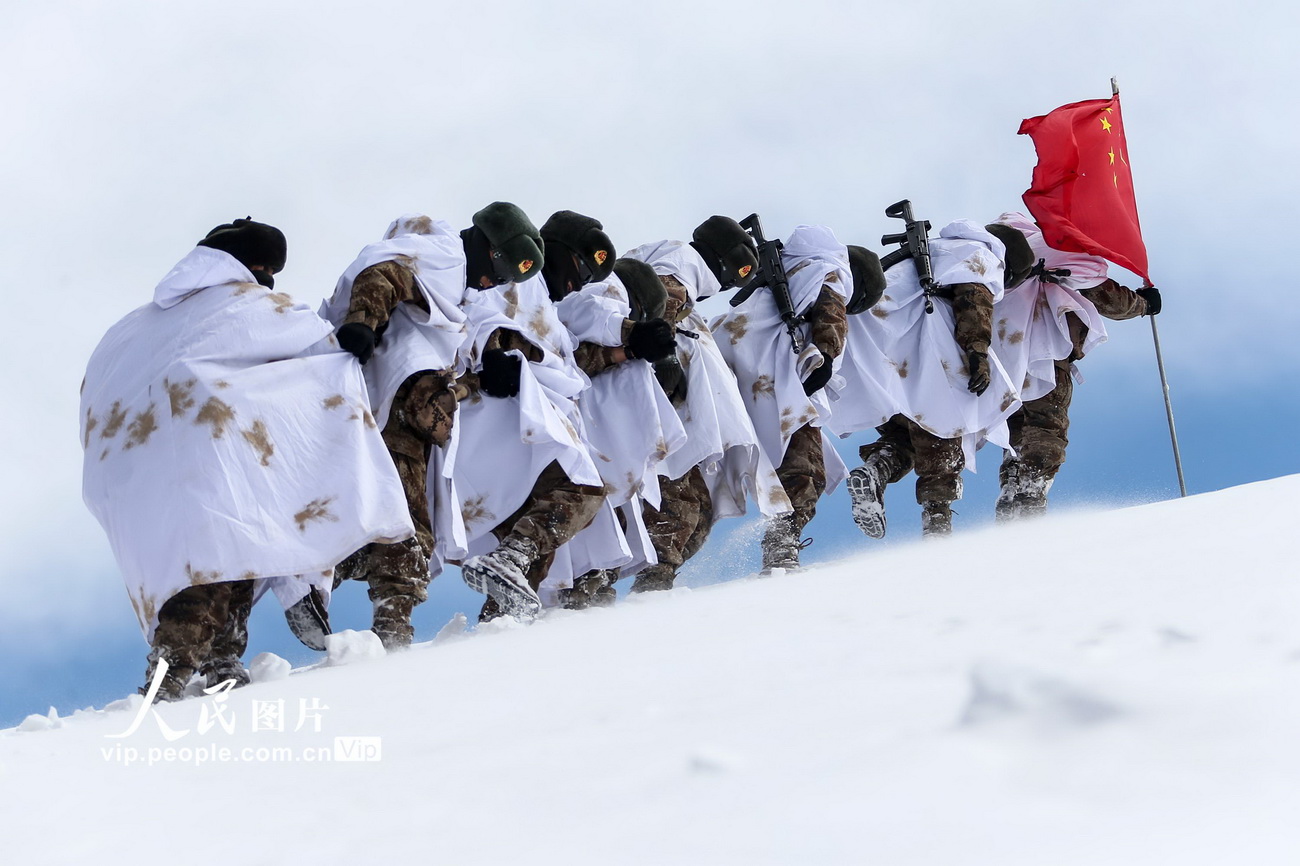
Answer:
634;466;713;591
1002;360;1073;484
336;371;455;615
493;460;607;591
479;461;607;619
778;423;827;535
859;414;964;504
147;579;255;693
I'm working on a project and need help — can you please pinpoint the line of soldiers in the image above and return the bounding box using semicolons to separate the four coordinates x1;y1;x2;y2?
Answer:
80;203;1160;699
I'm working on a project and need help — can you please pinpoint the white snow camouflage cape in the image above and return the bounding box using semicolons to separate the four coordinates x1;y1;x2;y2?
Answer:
550;271;689;593
320;214;469;430
81;247;414;641
453;273;631;585
623;240;792;519
835;220;1020;469
322;213;472;574
711;225;851;494
990;212;1110;403
554;271;687;509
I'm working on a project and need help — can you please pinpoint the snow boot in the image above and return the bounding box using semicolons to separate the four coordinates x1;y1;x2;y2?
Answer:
920;501;953;537
141;647;194;702
284;587;331;651
996;464;1053;522
761;514;812;574
846;460;888;539
201;656;251;690
630;564;677;593
461;535;543;622
371;594;417;650
562;569;618;609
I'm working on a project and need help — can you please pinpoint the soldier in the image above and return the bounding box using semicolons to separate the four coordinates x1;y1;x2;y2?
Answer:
321;213;470;649
711;224;853;573
989;212;1161;519
81;219;412;699
622;217;792;592
451;203;609;622
845;218;1034;537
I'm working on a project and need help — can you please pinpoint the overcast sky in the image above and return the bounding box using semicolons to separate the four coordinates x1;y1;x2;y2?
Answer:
3;1;1298;723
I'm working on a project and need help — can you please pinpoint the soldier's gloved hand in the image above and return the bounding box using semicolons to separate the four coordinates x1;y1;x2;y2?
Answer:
336;322;378;364
967;350;991;396
1137;286;1162;316
654;357;688;405
625;319;677;362
479;348;523;398
802;361;834;396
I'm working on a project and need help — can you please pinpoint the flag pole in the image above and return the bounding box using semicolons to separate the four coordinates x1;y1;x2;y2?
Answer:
1150;315;1188;497
1114;75;1188;498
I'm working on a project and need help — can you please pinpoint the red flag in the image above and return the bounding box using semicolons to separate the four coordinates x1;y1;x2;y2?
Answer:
1019;94;1151;285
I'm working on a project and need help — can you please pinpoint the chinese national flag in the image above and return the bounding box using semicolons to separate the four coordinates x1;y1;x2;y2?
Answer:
1018;94;1152;285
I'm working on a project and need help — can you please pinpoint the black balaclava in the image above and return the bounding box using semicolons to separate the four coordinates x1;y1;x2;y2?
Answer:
460;225;497;290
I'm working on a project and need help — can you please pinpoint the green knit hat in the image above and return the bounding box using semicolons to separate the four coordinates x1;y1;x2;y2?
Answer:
473;202;545;283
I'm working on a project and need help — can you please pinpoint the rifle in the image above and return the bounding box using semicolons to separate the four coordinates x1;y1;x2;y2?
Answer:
728;213;804;353
1029;258;1072;285
879;200;941;314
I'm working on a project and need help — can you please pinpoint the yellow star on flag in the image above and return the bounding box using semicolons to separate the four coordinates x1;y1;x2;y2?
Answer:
1108;148;1116;165
1100;116;1113;133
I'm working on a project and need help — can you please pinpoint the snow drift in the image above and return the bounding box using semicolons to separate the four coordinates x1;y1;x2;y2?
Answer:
4;475;1300;865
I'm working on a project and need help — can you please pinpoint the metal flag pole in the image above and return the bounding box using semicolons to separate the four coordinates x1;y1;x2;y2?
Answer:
1115;76;1188;497
1150;316;1188;497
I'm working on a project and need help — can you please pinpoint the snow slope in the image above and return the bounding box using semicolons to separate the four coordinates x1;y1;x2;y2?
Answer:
4;476;1300;865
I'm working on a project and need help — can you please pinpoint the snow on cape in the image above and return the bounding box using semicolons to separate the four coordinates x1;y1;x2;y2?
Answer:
80;247;414;641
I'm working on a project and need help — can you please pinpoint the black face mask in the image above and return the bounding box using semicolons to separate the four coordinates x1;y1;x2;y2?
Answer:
541;242;585;302
461;226;500;290
254;269;276;289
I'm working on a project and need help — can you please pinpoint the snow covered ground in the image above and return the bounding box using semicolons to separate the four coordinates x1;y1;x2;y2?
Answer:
4;476;1300;864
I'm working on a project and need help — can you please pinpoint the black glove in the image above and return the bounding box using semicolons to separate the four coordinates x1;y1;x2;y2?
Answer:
336;322;378;364
625;319;677;362
1137;286;1162;316
802;361;833;396
479;348;523;398
654;357;688;406
967;350;990;396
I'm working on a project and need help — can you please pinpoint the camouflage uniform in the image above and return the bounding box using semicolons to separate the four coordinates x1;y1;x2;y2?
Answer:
780;284;848;533
858;281;993;535
560;321;641;607
474;323;606;621
998;279;1149;517
478;460;607;620
634;466;714;592
145;578;255;699
627;275;707;592
334;260;460;648
762;283;849;568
